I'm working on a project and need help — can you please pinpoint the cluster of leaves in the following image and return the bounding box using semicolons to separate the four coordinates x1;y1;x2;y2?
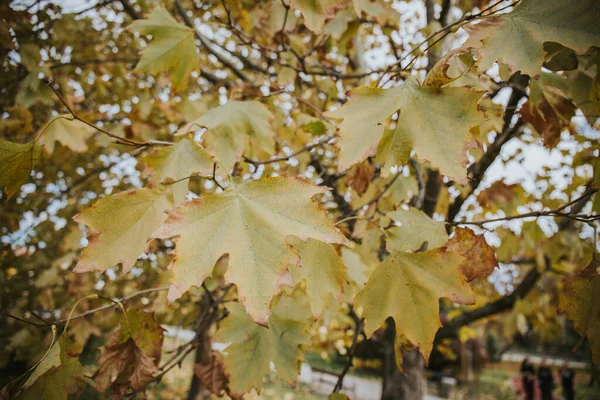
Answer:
1;0;599;398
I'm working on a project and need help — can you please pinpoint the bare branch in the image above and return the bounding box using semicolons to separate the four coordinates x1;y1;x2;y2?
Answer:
452;189;599;226
332;306;363;393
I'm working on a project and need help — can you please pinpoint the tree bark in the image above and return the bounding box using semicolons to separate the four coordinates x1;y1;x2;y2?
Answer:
186;296;213;400
381;319;424;400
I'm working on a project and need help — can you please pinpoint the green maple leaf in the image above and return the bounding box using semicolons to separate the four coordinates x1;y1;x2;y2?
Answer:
355;248;474;363
74;186;174;273
153;177;348;324
127;7;198;90
327;77;485;184
214;294;312;394
0;139;41;200
464;0;600;77
19;336;84;399
179;100;276;169
386;208;448;253
291;0;337;34
40;115;97;154
142;138;214;204
288;237;349;318
559;256;600;363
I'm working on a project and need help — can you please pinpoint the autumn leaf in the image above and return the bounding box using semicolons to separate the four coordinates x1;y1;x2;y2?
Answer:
127;7;198;90
327;77;485;184
74;186;174;273
153;177;349;324
355;248;474;363
39;115;96;154
18;336;84;399
344;161;374;196
95;309;164;394
520;75;576;148
564;54;600;126
341;247;372;290
445;227;498;282
214;294;312;394
178;100;276;169
386;208;448;253
423;48;475;89
464;0;600;77
194;352;231;397
559;256;600;363
0;139;41;200
288;237;349;318
291;0;337;34
142;138;214;204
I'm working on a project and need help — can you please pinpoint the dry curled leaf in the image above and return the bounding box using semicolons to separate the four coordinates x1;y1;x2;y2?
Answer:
194;352;231;397
445;227;498;282
344;161;374;196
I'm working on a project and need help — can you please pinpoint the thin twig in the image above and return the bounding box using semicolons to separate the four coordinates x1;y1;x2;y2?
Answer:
354;172;402;213
452;189;598;226
44;80;146;147
243;136;333;166
8;287;169;328
333;306;363;393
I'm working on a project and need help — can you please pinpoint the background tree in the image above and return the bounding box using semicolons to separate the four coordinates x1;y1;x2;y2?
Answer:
0;0;599;399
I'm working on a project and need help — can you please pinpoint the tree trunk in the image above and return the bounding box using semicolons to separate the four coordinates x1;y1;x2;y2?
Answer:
381;318;424;400
186;338;211;400
186;296;213;400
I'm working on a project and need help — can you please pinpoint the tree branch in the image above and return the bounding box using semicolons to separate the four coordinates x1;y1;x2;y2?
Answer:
436;190;594;340
174;0;250;82
452;189;599;226
447;74;530;222
8;287;169;328
332;306;363;393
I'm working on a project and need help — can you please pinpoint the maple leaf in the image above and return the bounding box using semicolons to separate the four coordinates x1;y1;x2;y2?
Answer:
153;177;348;324
288;237;349;318
344;161;374;196
178;100;276;169
327;77;485;184
18;336;84;399
423;48;476;89
464;0;600;77
291;0;337;34
15;66;55;107
39;115;96;154
95;309;164;394
194;352;231;397
520;75;576;148
564;54;600;126
214;294;312;394
127;7;198;90
445;227;498;282
559;256;600;363
142;138;214;204
341;247;371;290
386;208;448;253
74;186;174;273
0;139;41;200
355;248;475;363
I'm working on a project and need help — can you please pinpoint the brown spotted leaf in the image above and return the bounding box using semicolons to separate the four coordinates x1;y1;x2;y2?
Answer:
344;161;374;196
520;76;576;148
194;352;231;397
445;227;498;282
95;309;164;394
